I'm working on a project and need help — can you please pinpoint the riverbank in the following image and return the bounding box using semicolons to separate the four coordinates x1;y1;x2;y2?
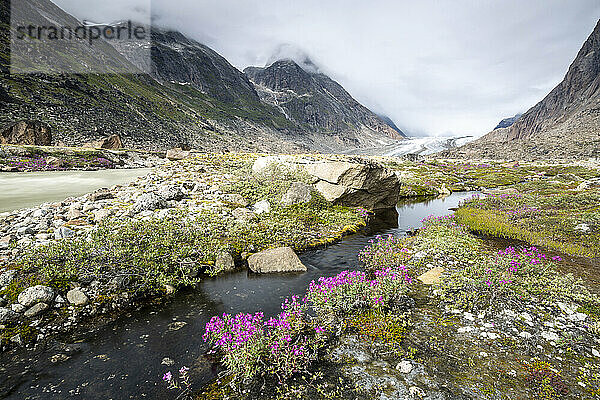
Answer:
0;144;165;172
1;153;391;351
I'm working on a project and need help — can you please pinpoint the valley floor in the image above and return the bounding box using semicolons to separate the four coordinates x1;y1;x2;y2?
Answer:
0;151;599;399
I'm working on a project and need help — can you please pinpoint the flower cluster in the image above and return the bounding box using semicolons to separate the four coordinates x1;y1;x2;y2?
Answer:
203;297;324;381
358;234;410;271
162;366;190;393
307;266;412;323
2;155;114;171
483;246;562;289
355;207;370;218
203;265;413;383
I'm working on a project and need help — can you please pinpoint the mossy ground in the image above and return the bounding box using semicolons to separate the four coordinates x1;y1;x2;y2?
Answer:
455;179;600;258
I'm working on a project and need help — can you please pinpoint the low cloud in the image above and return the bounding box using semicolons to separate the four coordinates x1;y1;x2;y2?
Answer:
54;0;600;137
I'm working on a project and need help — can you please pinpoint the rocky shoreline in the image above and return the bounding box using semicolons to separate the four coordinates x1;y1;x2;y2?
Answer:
0;144;166;172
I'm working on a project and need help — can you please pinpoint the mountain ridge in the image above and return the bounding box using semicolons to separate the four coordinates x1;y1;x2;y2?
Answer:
449;20;600;159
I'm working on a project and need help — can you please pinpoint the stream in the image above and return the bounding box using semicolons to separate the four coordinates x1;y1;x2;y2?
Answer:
0;190;597;399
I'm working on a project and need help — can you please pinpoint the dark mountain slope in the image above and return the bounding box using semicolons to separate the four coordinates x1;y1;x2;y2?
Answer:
451;20;600;159
244;60;404;150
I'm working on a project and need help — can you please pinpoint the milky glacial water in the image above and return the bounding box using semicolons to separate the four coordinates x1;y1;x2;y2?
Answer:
0;169;151;213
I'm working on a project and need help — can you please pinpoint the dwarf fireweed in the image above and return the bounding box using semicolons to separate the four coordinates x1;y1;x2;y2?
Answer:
203;266;412;382
358;234;410;272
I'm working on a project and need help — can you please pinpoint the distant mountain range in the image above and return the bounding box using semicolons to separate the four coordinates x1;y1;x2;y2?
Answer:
451;20;600;159
0;0;404;153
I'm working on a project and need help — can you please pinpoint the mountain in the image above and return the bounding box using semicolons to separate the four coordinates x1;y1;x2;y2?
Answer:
450;20;600;159
0;0;402;153
377;115;407;137
493;113;522;130
244;59;404;151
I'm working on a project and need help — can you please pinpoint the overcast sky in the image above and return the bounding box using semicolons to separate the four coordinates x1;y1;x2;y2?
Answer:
55;0;600;137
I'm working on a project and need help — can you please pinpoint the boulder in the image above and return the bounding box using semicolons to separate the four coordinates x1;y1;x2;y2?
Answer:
166;148;191;161
66;289;89;306
0;120;52;146
157;185;186;201
91;134;123;150
281;182;312;206
248;247;307;273
18;285;55;307
132;193;167;213
45;156;65;169
258;158;400;210
215;252;235;272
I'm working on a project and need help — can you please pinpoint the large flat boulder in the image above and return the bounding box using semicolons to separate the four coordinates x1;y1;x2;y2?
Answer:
0;120;52;146
252;156;401;210
248;247;307;273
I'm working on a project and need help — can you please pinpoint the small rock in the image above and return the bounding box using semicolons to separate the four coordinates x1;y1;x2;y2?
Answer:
11;303;26;313
215;252;235;272
93;209;112;223
417;267;444;285
18;285;55;307
541;331;560;342
252;200;271;214
557;302;577;315
519;331;533;339
458;326;474;334
50;354;71;363
54;226;75;240
396;360;413;374
66;289;89;306
593;348;600;358
157;185;186;201
165;284;176;295
167;321;187;331
463;312;475;321
568;312;587;322
89;190;113;202
24;302;49;318
66;207;83;221
16;226;34;236
133;193;167;213
161;357;175;366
